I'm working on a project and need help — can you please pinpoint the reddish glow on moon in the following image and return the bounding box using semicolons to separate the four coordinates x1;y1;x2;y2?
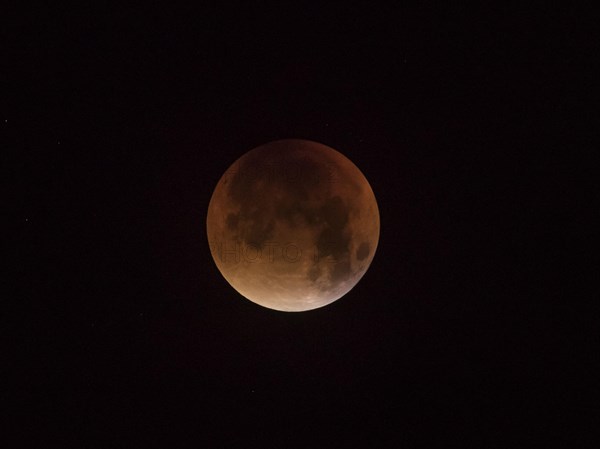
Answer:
206;139;379;311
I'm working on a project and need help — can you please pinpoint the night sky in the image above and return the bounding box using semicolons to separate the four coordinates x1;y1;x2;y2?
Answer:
7;4;595;447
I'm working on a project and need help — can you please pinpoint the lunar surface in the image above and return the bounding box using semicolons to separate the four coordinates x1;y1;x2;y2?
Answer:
206;139;379;311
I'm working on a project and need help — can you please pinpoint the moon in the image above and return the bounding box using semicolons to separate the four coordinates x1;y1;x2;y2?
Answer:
206;139;379;312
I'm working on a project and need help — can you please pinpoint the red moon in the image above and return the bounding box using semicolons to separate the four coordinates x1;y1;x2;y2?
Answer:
207;139;379;311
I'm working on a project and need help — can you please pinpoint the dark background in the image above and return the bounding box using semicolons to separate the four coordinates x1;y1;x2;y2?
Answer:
6;3;596;447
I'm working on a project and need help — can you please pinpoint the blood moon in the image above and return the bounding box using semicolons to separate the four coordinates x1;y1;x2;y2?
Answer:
206;139;379;312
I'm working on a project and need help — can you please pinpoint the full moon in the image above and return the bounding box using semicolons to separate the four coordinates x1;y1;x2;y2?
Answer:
206;139;379;311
